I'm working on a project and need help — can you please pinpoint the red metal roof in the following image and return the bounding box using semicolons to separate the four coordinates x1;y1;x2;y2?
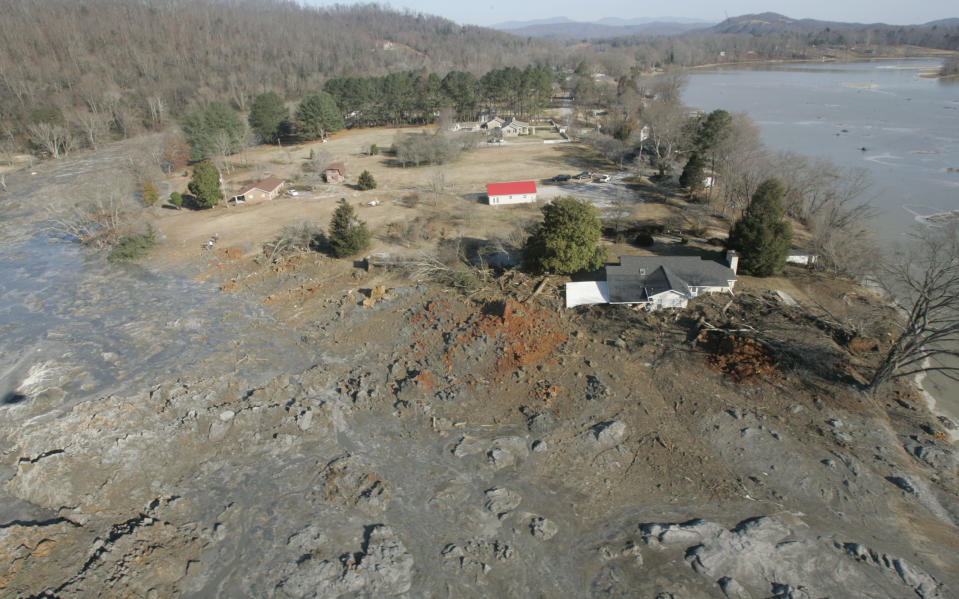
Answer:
486;181;537;196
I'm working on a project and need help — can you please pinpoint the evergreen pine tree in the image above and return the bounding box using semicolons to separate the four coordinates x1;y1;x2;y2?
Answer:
248;92;288;144
726;178;793;277
524;197;607;275
328;199;371;257
295;92;344;140
187;160;222;209
357;170;376;190
679;152;705;192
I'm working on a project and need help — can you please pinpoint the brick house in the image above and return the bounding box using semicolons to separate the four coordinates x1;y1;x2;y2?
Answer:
237;176;284;202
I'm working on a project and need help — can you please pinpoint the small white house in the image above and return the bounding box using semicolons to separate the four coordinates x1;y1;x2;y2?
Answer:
566;252;739;310
486;181;537;205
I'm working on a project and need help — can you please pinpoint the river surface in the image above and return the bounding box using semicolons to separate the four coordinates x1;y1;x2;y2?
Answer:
684;59;959;240
685;59;959;434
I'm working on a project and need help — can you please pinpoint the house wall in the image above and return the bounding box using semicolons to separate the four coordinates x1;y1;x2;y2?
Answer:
488;193;537;205
689;284;735;296
649;291;688;310
325;171;344;183
246;189;269;202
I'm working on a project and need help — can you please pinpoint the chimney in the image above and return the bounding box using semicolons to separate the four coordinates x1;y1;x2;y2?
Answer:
726;250;739;274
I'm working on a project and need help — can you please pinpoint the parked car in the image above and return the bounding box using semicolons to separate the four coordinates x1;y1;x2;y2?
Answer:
573;171;593;180
594;174;611;183
285;190;299;197
552;174;571;182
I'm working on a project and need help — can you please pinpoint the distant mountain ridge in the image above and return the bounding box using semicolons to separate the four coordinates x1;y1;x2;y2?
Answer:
489;12;958;40
707;12;956;34
490;16;713;39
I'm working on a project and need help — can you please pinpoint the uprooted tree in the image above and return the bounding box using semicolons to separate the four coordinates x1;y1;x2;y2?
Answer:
524;197;607;275
866;224;959;393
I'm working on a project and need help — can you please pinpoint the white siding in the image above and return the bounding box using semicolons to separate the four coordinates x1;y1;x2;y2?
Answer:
489;193;537;205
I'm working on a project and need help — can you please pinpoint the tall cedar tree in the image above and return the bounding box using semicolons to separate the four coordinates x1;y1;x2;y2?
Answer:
679;151;705;192
328;199;371;257
524;197;608;275
187;160;222;209
248;92;288;144
357;170;376;190
295;92;344;140
726;178;793;276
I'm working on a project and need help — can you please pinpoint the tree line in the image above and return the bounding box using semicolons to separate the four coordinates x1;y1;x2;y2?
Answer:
323;65;555;127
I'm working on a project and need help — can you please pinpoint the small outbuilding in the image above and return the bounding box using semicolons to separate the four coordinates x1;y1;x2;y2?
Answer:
486;181;538;205
325;162;346;183
237;176;284;203
786;250;819;266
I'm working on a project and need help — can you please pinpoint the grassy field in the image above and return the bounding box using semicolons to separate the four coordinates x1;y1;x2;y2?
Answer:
151;126;733;266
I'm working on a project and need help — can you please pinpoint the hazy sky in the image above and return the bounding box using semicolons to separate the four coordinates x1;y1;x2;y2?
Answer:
306;0;958;27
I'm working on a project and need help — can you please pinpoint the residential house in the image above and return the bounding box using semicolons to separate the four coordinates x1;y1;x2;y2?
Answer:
566;252;738;310
482;117;505;130
236;176;284;203
486;181;537;205
501;119;530;136
325;162;346;183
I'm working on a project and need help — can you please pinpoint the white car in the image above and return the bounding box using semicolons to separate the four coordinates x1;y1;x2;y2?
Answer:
595;174;611;183
286;190;299;197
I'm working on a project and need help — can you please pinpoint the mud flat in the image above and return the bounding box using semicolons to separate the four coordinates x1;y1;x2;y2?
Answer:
2;242;958;597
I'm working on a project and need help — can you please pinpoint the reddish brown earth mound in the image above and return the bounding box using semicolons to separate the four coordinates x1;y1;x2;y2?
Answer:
700;330;778;383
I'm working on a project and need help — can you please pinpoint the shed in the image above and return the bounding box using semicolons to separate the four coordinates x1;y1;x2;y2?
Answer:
786;250;819;266
486;181;537;205
325;162;346;183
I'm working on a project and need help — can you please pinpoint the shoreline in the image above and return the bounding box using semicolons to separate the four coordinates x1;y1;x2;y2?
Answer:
686;53;948;73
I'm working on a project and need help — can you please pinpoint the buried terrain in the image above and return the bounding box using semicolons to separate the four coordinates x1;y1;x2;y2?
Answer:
1;243;958;598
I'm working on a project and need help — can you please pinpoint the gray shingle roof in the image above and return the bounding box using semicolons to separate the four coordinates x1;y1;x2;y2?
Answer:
606;256;735;303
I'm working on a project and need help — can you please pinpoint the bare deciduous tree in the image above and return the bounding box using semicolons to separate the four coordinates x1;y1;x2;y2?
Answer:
74;109;108;150
867;224;959;393
428;167;446;207
27;122;71;158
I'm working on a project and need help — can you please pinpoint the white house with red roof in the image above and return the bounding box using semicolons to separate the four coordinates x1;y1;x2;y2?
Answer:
486;181;537;205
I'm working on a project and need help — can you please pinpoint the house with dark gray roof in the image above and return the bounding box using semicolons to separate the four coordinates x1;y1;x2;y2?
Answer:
566;252;738;310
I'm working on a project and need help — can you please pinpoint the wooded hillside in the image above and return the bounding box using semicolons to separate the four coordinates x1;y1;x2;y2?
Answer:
0;0;562;149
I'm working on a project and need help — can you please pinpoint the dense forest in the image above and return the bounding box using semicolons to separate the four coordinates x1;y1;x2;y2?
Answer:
1;0;956;159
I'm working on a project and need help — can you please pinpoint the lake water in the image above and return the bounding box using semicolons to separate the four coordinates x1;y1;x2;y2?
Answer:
685;60;959;436
684;60;959;241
